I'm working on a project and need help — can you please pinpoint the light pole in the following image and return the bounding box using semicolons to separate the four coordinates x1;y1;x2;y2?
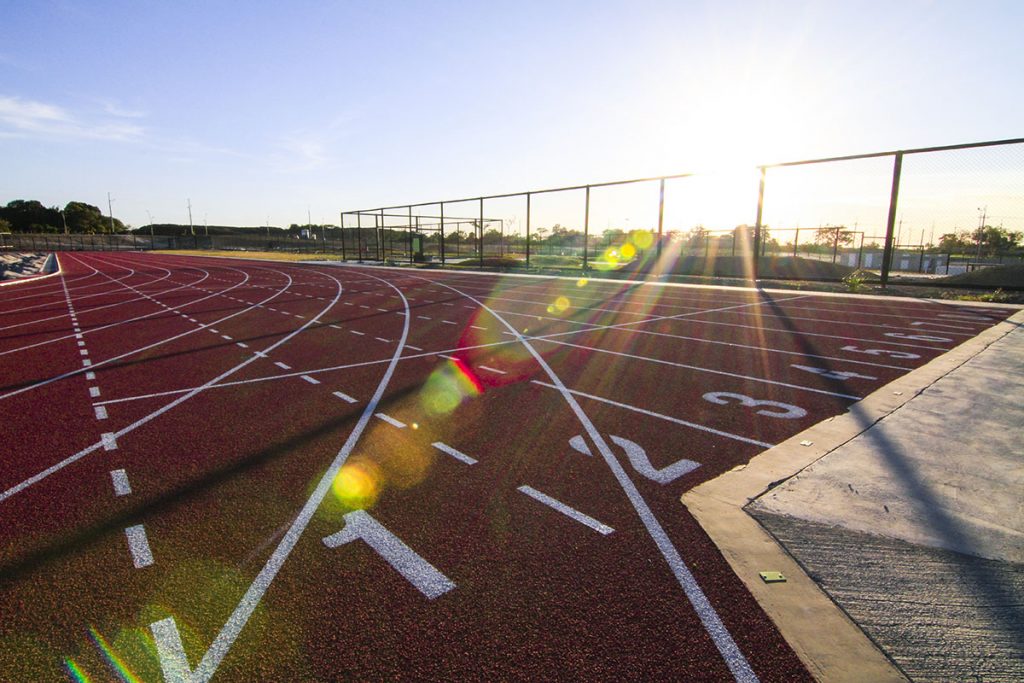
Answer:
107;192;116;233
187;198;194;236
975;206;987;262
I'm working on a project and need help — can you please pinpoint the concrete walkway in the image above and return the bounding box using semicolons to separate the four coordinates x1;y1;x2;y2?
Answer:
683;303;1024;682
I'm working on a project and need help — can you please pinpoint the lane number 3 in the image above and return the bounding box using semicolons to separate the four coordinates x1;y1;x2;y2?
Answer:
702;392;807;419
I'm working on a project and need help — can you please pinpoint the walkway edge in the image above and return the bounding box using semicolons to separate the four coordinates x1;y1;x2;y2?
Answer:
681;304;1024;683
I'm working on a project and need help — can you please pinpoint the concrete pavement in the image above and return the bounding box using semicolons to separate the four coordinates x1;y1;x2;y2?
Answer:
683;301;1024;682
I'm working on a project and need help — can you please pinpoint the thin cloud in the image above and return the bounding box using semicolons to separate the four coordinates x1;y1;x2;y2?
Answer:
0;95;144;141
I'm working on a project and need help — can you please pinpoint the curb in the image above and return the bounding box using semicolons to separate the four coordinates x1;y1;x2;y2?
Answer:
681;306;1024;682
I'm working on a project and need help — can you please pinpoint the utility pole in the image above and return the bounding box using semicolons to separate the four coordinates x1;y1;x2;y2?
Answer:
107;192;116;233
61;210;68;235
188;199;194;236
976;206;987;262
146;210;155;238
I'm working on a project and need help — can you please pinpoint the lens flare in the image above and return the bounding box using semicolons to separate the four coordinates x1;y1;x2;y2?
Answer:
64;658;91;683
631;229;654;249
88;626;142;683
420;357;483;417
620;242;636;259
576;278;588;287
332;461;381;510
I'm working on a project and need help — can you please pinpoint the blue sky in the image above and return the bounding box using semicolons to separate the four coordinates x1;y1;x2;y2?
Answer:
1;0;1021;230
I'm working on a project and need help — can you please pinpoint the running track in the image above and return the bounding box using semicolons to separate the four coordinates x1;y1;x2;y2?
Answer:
0;252;1015;681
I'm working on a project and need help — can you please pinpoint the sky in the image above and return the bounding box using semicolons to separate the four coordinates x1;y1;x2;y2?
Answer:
1;0;1022;233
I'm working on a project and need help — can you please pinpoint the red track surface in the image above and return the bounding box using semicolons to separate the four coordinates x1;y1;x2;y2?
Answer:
0;252;1014;682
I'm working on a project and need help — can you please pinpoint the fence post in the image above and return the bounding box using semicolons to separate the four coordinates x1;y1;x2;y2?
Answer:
880;152;904;287
656;179;665;271
583;185;590;272
478;198;484;268
440;203;446;266
525;193;531;269
340;213;347;260
753;167;765;280
408;206;414;265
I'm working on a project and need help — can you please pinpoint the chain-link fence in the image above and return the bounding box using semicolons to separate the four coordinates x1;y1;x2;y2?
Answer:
4;138;1021;289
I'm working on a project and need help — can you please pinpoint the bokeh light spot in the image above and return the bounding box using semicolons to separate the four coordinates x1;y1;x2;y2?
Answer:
554;296;570;312
331;462;381;510
620;243;636;259
576;278;588;287
631;229;654;249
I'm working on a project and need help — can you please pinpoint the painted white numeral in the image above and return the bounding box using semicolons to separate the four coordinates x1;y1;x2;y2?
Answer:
702;392;807;419
883;332;951;343
791;364;877;381
841;345;920;360
323;510;455;599
938;313;988;322
569;434;700;484
911;321;969;331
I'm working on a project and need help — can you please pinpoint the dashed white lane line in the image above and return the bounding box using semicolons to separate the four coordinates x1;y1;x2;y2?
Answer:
301;375;320;385
405;344;423;351
85;371;96;380
417;315;431;320
350;330;365;336
125;525;155;568
329;324;341;329
79;349;89;356
101;433;118;451
332;391;357;403
470;325;487;330
110;469;131;496
221;335;233;341
94;405;108;420
374;337;390;343
82;359;92;367
274;362;292;370
442;320;457;325
77;340;86;347
517;485;614;535
437;354;457;361
375;413;406;428
432;442;477;465
479;365;506;374
89;386;101;398
236;342;249;349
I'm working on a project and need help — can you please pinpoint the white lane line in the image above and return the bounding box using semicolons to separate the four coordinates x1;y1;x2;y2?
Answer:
77;340;86;347
442;320;457;325
517;485;614;535
80;349;89;356
470;325;487;330
437;354;457;361
82;359;92;367
94;405;108;420
529;336;861;401
110;469;131;496
417;315;431;320
432;442;477;465
85;371;96;380
350;330;365;336
300;375;320;385
237;342;249;349
405;344;423;351
221;335;233;340
179;272;411;682
101;433;118;451
531;380;774;449
151;617;195;683
377;308;388;312
479;365;506;375
89;386;101;398
374;337;390;343
332;391;357;403
426;276;759;682
375;412;406;428
210;329;219;334
125;525;154;568
329;324;341;329
274;362;292;370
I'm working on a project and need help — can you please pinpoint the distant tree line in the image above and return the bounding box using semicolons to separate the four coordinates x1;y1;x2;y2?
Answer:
0;199;127;234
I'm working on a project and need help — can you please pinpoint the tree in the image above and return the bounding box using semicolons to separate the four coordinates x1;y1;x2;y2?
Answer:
64;202;106;234
814;225;855;247
938;230;972;253
0;200;61;232
971;225;1022;255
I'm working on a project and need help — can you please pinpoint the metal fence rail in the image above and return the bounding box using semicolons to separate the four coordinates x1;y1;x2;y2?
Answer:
3;137;1021;289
